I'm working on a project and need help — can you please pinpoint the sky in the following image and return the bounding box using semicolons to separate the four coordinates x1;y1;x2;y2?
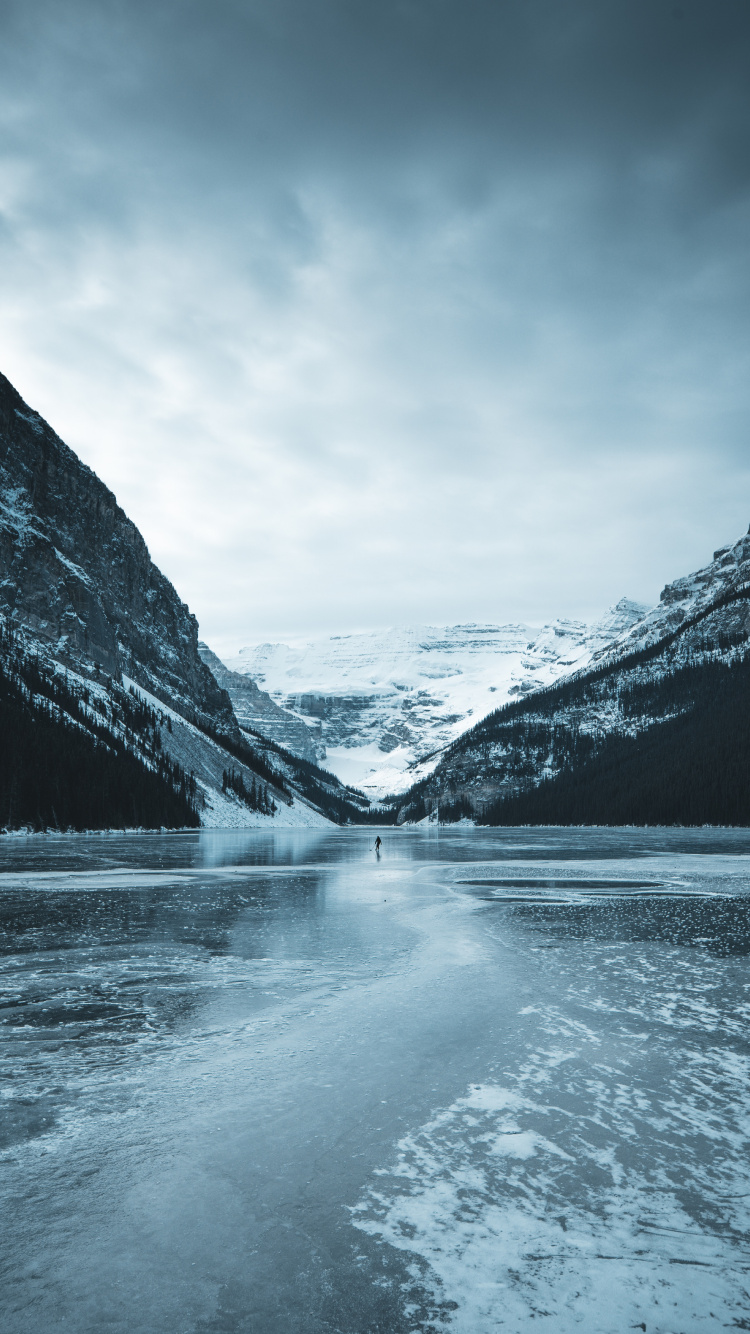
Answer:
0;0;749;656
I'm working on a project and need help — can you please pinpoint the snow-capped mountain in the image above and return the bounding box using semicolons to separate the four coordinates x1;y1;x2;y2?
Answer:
198;642;321;762
0;371;362;829
222;600;648;796
395;524;750;823
592;529;750;665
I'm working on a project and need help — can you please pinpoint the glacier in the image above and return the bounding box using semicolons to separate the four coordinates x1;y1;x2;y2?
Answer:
218;601;648;796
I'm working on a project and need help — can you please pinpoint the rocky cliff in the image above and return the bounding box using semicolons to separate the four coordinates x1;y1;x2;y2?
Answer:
198;643;322;761
0;371;234;731
0;370;375;829
594;528;750;664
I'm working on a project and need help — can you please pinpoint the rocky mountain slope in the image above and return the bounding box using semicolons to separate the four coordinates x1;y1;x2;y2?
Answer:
0;620;200;832
0;372;364;829
593;529;750;665
394;526;750;824
0;371;233;732
480;653;750;827
221;603;648;796
197;643;321;762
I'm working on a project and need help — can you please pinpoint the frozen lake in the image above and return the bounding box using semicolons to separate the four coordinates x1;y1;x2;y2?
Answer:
1;826;749;1333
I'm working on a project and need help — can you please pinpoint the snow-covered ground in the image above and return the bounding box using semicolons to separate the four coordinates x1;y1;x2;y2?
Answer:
223;604;648;796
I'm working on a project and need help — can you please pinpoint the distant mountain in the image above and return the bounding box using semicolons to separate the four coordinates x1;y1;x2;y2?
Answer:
393;527;750;826
222;602;648;796
0;372;364;830
197;642;322;762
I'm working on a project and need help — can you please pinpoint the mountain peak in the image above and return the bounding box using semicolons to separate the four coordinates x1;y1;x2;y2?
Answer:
0;370;234;731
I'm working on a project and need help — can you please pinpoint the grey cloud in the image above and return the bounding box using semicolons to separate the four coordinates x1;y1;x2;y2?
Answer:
0;1;748;642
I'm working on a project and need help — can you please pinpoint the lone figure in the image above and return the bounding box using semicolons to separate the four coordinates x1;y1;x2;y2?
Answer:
374;836;382;853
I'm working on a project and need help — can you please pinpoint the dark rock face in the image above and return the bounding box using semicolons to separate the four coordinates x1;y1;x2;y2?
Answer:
198;644;321;761
284;693;378;747
0;371;235;732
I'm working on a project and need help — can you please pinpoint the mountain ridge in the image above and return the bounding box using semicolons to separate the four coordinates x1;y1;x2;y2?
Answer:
0;371;365;829
390;524;750;824
219;599;649;796
197;642;322;762
0;370;233;733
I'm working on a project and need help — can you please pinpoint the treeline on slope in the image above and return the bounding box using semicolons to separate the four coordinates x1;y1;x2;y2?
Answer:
395;715;599;824
0;627;199;831
157;690;375;824
353;803;400;825
459;584;750;754
237;725;376;824
476;649;750;758
199;719;294;805
276;757;366;823
389;792;474;824
480;652;750;826
222;768;277;815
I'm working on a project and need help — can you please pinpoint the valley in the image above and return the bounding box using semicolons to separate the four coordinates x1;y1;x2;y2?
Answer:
2;362;750;831
218;603;648;796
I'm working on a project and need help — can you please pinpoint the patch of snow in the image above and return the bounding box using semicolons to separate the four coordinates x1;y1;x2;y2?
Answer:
0;484;39;541
52;548;93;587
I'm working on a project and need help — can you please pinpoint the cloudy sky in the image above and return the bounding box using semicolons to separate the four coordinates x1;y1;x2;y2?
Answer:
0;0;748;654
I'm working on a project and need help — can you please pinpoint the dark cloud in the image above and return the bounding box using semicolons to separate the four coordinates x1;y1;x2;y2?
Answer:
0;0;748;644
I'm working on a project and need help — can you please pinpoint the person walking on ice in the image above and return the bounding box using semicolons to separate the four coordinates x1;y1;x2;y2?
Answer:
374;836;382;853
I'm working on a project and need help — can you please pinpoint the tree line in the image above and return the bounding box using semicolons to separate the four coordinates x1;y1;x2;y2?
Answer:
0;624;199;831
480;652;750;826
222;768;276;815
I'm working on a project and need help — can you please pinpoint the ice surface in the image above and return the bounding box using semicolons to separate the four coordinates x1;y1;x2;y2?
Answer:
1;827;749;1333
